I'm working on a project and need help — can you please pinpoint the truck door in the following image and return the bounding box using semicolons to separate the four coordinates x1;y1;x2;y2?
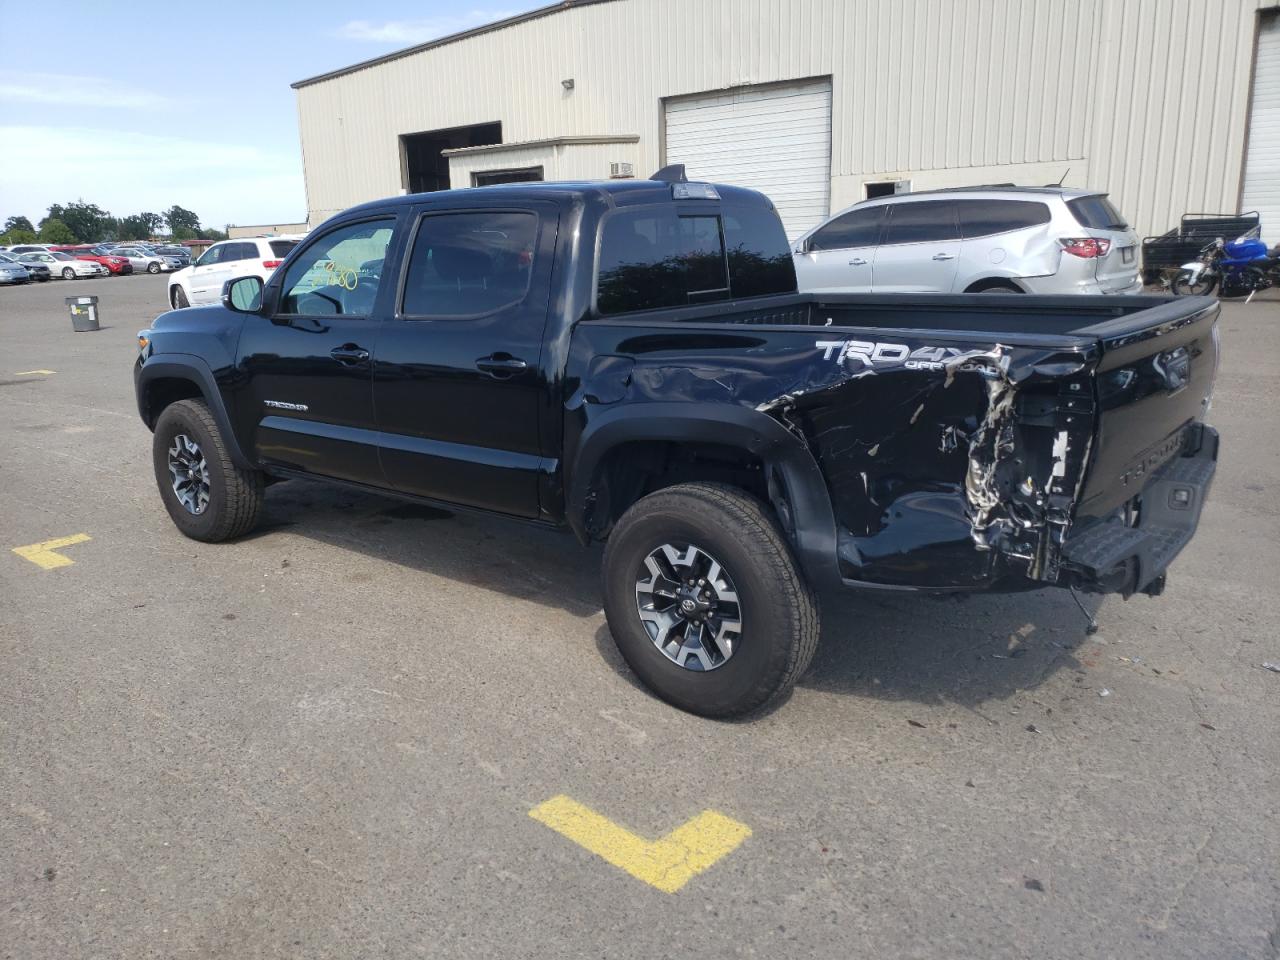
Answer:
373;202;559;518
232;216;399;485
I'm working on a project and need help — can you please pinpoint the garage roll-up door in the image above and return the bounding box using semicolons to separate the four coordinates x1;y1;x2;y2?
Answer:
664;78;832;241
1243;12;1280;244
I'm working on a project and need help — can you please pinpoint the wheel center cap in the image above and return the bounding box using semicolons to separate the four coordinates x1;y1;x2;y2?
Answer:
680;598;697;613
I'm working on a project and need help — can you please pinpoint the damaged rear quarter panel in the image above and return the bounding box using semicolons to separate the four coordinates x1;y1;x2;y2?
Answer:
566;319;1097;589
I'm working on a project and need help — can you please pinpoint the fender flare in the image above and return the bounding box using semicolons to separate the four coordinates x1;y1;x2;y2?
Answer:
135;356;252;469
567;401;841;589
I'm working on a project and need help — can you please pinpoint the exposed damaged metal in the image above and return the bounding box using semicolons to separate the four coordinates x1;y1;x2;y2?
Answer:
566;293;1220;597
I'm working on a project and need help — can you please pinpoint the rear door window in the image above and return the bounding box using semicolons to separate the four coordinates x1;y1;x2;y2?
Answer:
956;199;1053;238
1067;195;1129;230
880;201;959;245
807;206;884;251
401;211;538;318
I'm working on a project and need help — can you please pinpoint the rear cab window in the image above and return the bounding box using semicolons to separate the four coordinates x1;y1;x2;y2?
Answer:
596;203;795;315
1067;195;1129;231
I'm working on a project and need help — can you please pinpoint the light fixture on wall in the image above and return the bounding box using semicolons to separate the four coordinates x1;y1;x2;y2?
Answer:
561;78;575;90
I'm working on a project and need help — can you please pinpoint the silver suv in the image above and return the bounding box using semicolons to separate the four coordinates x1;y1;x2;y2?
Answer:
793;186;1142;295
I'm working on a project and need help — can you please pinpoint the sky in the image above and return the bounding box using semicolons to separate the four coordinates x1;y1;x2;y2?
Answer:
0;1;544;233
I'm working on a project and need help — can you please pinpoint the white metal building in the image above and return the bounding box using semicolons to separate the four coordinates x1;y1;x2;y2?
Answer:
294;0;1280;241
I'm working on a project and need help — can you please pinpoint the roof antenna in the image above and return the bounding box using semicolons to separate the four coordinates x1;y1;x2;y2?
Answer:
650;164;688;184
1047;167;1071;188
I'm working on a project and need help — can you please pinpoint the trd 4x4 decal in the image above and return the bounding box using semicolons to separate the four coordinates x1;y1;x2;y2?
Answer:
815;339;1011;374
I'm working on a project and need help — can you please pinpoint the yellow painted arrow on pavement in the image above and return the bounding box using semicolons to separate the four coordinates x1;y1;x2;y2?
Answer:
529;794;751;893
12;534;92;570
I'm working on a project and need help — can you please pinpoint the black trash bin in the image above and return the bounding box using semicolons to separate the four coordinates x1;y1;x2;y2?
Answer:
65;296;100;332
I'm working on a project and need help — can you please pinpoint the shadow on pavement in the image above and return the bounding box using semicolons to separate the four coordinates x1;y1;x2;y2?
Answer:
263;477;1101;711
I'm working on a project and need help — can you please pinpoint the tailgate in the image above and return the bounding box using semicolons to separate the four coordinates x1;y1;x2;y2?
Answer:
1075;296;1219;520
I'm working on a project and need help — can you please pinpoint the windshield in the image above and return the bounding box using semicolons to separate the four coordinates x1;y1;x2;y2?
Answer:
52;252;74;261
1067;195;1129;231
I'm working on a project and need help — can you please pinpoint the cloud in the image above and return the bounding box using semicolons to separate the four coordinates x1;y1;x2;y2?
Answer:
0;126;305;227
0;71;175;110
337;9;519;45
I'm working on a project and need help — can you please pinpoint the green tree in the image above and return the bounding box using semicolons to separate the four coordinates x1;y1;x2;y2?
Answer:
37;218;77;244
55;201;114;243
3;215;34;234
198;226;228;242
164;205;201;234
0;227;38;245
171;225;198;241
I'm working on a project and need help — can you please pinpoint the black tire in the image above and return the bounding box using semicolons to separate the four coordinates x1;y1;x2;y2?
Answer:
152;398;264;542
171;285;189;308
602;482;820;718
61;267;75;280
148;262;161;274
1171;270;1217;296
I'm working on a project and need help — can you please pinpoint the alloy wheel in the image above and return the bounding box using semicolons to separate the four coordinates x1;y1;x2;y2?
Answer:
167;433;211;515
634;543;743;671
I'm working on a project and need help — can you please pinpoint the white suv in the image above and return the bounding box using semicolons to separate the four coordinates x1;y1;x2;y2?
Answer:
793;187;1142;295
168;236;301;308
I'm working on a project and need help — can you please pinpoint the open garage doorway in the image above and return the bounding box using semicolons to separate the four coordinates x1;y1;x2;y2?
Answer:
401;122;502;193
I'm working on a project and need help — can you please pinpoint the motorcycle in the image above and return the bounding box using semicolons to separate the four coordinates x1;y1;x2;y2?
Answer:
1171;233;1280;300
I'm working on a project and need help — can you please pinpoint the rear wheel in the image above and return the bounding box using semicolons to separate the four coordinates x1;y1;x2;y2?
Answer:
602;482;820;717
1171;270;1217;296
152;399;264;542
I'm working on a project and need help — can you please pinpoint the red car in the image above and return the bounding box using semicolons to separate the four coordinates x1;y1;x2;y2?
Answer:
54;245;134;275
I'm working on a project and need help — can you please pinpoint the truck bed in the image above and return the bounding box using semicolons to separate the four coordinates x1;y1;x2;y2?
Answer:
570;291;1218;593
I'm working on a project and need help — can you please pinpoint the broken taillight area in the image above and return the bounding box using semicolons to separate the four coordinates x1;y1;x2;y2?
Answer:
1059;238;1112;258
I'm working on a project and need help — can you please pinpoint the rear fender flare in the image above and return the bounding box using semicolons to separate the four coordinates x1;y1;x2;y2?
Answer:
136;356;251;469
568;402;841;589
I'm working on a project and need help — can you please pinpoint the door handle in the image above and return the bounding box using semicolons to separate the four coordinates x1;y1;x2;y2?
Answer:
476;354;529;378
848;257;868;266
330;343;370;365
932;252;957;261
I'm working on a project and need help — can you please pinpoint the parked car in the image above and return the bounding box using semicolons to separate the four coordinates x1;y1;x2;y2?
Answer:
167;237;299;307
793;186;1143;295
0;255;30;285
19;251;108;280
62;245;134;275
6;244;54;255
135;174;1219;717
1;251;51;282
112;247;178;274
154;244;192;267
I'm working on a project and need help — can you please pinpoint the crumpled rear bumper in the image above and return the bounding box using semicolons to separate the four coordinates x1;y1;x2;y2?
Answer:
1060;422;1218;596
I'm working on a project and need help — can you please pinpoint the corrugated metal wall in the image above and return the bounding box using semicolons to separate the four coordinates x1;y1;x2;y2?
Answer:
296;0;1278;237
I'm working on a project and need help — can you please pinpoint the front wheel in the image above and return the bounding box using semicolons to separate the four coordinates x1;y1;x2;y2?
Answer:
61;267;75;280
1171;269;1217;296
171;285;190;308
602;482;820;717
152;398;264;542
147;262;161;274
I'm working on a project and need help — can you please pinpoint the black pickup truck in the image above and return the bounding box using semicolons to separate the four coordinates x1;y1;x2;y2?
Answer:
135;172;1220;717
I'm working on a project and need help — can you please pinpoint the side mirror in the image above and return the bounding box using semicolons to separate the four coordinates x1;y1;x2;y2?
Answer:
223;275;264;314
